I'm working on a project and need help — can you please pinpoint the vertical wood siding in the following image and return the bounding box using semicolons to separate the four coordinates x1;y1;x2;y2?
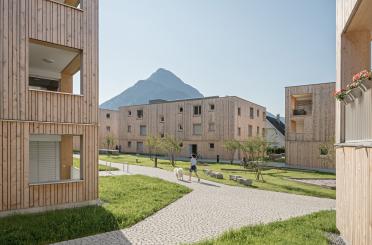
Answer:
285;83;336;169
0;0;99;212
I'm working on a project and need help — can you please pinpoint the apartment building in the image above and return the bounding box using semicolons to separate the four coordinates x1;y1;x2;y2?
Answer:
285;82;335;170
99;109;119;148
115;96;266;160
336;0;372;243
0;0;99;216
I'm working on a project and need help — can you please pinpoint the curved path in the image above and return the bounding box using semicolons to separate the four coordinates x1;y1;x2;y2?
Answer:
55;161;335;245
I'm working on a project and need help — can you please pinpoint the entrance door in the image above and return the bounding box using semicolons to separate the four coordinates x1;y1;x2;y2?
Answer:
189;144;198;155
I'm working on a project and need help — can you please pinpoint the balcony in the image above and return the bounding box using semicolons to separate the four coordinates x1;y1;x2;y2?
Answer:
291;94;313;117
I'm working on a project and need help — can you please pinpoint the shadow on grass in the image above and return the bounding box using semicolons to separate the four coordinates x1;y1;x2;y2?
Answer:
0;206;120;245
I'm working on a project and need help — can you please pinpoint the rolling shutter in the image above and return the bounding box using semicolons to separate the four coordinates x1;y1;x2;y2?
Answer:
29;136;60;184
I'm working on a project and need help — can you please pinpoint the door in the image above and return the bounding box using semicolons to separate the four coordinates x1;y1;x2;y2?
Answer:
189;144;198;155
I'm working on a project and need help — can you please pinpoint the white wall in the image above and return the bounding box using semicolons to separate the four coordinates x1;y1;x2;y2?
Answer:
265;119;285;148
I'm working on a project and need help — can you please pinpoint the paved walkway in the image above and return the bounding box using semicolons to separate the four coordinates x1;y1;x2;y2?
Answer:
55;160;335;245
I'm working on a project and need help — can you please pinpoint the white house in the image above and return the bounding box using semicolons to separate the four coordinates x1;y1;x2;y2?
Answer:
265;114;285;148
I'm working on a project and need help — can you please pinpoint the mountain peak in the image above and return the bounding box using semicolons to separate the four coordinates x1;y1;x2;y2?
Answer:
100;68;204;110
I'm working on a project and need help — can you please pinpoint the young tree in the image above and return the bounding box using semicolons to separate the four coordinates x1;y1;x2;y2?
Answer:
241;137;268;182
160;135;182;167
103;134;117;168
223;139;240;164
145;135;162;167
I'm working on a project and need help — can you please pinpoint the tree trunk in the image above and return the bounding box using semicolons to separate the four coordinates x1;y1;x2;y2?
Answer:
154;156;158;168
171;155;175;167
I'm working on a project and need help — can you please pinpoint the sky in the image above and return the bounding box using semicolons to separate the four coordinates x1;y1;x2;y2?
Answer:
99;0;336;116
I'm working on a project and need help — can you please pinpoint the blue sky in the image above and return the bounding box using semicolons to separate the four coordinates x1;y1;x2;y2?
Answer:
99;0;336;115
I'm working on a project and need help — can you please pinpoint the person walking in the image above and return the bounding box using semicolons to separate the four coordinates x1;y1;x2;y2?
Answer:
189;154;200;182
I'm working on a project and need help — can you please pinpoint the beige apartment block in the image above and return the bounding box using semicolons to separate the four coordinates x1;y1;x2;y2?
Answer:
115;96;266;161
285;82;335;170
336;0;372;244
0;0;99;216
98;109;119;148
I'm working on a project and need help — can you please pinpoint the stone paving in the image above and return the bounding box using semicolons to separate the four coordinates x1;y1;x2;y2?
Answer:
55;160;335;245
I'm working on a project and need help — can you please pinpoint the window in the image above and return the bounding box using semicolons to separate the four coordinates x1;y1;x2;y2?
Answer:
248;125;252;137
128;110;132;116
178;124;183;131
263;112;266;121
238;107;241;116
193;105;202;116
238;127;241;136
262;128;266;137
257;126;260;136
29;135;81;184
127;125;132;133
106;126;111;132
137;142;144;152
128;141;132;148
208;123;215;132
209;104;215;111
29;40;82;94
160;115;165;122
140;125;147;136
137;110;143;119
106;113;110;119
257;110;260;117
209;143;215;149
250;107;254;119
179;106;184;113
193;124;202;135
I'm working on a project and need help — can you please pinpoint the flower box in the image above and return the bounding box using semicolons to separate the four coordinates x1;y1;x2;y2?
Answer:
359;79;372;91
349;87;362;99
344;93;353;104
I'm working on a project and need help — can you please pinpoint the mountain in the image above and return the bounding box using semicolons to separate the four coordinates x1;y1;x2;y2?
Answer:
100;68;204;110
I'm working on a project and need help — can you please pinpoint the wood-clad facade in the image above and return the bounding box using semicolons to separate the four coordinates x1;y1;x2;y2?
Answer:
116;96;266;161
0;0;99;215
285;83;336;169
98;109;119;148
336;0;372;244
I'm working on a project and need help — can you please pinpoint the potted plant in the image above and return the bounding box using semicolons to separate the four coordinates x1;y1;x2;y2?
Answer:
346;81;362;99
352;70;372;92
334;89;353;104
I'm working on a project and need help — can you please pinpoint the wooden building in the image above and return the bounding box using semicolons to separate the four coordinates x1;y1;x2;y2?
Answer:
0;0;99;216
285;82;336;170
336;0;372;243
98;109;119;149
116;96;266;161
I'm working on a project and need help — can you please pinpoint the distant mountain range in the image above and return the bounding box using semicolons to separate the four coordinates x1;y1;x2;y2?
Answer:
100;68;204;110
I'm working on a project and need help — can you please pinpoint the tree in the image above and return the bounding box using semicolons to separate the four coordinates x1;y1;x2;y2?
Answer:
223;139;240;164
103;134;117;169
145;135;162;167
240;137;268;182
160;135;182;167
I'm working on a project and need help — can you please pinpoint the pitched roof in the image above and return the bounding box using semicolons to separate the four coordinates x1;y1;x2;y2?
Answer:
266;115;285;136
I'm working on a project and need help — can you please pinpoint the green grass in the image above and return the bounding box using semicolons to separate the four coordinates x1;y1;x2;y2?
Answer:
73;158;119;171
195;210;337;245
0;175;191;245
100;154;335;199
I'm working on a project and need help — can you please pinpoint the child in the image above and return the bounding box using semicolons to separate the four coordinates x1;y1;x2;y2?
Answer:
189;154;200;182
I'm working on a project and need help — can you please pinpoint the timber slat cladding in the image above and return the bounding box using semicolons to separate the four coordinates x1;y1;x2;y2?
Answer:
0;0;99;213
285;83;336;169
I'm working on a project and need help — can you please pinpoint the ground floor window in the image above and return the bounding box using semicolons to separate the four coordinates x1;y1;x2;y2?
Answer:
29;135;82;184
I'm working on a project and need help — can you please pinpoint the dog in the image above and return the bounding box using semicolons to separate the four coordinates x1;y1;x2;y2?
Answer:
173;167;184;180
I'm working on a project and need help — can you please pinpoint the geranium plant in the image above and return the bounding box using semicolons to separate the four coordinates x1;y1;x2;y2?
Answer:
352;70;371;83
333;89;348;101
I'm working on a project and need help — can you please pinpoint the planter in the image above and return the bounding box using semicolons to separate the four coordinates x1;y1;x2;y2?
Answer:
293;109;306;116
359;79;372;91
349;87;362;99
343;93;354;104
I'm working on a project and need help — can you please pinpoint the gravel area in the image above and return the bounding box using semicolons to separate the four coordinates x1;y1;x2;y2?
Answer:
326;232;346;245
55;160;335;245
291;178;336;189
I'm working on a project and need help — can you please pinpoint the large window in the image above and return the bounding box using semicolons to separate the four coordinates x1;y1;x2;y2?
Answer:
140;125;147;136
29;135;82;184
193;105;202;116
248;125;253;137
250;108;254;119
29;40;82;95
137;109;143;119
193;124;202;135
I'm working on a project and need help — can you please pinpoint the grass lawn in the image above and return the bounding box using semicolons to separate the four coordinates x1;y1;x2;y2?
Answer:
195;210;337;245
73;157;119;171
100;154;335;199
0;175;191;245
